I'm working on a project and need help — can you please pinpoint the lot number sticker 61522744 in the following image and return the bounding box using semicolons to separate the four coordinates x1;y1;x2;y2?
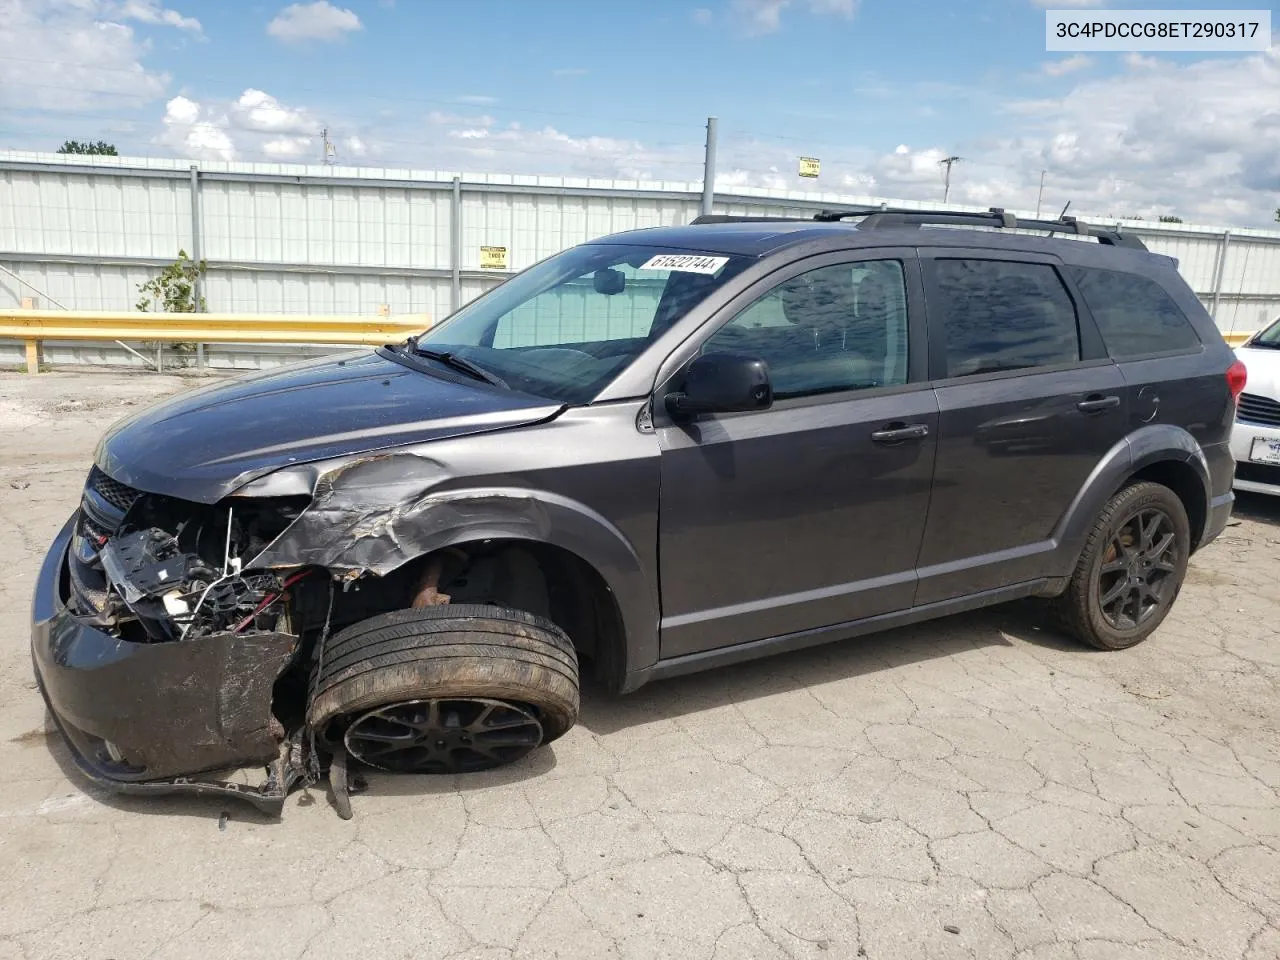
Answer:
639;254;730;275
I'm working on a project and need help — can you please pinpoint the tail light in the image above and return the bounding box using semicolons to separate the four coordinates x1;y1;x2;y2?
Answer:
1226;359;1248;405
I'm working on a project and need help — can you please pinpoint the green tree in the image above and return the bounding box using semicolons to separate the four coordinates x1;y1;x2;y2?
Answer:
136;251;206;366
56;140;118;156
1274;207;1280;223
136;250;207;313
1158;215;1183;223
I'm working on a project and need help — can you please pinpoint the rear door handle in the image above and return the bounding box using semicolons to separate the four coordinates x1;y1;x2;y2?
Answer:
871;423;929;443
1077;395;1121;414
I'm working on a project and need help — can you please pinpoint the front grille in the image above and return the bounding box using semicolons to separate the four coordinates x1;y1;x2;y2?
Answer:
87;466;142;513
1237;393;1280;428
1236;461;1280;486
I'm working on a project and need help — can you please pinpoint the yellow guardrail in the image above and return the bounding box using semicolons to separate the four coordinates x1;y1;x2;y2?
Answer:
1;308;1255;375
1;310;431;373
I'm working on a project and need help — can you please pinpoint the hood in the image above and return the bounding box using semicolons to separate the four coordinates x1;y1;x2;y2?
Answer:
1237;344;1280;402
95;350;563;503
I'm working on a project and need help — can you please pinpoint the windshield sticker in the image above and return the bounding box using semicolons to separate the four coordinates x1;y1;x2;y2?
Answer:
639;254;730;275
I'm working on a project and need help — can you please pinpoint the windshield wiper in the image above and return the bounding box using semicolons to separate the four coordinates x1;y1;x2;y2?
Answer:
404;338;508;388
1245;339;1280;350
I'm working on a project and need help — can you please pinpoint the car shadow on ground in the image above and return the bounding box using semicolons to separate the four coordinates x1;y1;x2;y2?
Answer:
1232;490;1280;526
576;604;1057;736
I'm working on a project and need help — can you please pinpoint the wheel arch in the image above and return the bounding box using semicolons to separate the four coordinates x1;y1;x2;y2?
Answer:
1054;424;1212;572
276;486;656;694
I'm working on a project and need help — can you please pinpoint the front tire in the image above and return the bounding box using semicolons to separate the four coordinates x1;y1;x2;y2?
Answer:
1052;481;1191;651
308;604;579;774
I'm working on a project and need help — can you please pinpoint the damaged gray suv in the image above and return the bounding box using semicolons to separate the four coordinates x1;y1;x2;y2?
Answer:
31;207;1243;815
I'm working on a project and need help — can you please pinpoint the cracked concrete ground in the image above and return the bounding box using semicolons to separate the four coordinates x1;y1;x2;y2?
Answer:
2;371;1279;960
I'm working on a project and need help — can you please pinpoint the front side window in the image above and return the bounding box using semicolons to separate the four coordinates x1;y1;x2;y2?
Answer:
417;245;751;403
1070;266;1201;358
931;259;1080;378
701;259;909;400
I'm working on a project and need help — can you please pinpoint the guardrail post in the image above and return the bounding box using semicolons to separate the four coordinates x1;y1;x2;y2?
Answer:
189;164;205;370
451;176;462;314
25;339;38;374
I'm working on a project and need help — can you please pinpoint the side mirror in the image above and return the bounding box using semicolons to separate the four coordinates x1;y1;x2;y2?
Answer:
665;352;772;418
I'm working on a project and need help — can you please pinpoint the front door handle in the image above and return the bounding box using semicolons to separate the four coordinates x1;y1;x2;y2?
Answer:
871;422;929;443
1077;395;1121;414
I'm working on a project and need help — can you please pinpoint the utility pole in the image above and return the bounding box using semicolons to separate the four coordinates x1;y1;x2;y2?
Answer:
321;127;335;165
701;116;718;217
1036;169;1047;219
939;155;962;203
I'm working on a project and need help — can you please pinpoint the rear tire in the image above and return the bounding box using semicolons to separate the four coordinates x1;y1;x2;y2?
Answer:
308;604;579;773
1051;481;1190;650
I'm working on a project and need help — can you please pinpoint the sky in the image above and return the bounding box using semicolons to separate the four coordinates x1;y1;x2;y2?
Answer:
0;0;1278;226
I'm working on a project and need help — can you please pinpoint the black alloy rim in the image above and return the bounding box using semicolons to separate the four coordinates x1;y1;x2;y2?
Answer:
343;697;544;773
1096;507;1179;630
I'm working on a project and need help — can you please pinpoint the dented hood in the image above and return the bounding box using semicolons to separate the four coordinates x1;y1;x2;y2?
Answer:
95;350;562;503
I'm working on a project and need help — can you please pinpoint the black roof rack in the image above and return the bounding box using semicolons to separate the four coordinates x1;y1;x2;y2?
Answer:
689;206;1147;251
689;214;810;225
812;206;1148;250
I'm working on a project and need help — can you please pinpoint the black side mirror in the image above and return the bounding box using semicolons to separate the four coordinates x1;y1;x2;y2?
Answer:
665;352;772;418
593;268;626;295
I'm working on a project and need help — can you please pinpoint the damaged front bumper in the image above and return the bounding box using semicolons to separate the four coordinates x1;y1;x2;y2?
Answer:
31;513;302;814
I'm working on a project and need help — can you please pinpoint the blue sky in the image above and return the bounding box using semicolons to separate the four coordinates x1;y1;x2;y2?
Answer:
1;0;1279;225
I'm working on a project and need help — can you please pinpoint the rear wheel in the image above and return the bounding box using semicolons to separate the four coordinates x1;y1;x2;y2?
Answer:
1052;481;1190;650
308;604;579;774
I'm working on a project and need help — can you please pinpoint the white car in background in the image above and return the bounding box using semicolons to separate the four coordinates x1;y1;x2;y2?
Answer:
1232;315;1280;496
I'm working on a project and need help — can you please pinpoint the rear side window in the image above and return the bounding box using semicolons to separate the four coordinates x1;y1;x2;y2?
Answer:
930;259;1080;378
1070;267;1202;358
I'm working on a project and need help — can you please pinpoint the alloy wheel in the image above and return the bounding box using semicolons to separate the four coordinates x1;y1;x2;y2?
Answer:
343;697;543;773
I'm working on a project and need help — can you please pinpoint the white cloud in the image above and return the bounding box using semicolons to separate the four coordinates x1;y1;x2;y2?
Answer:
0;0;175;112
157;95;235;160
231;88;315;134
262;135;314;158
117;0;201;32
266;1;362;43
692;7;712;24
456;94;498;105
1042;54;1092;77
730;0;858;36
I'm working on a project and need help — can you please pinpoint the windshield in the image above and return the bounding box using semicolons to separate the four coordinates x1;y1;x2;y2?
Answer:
1250;315;1280;348
414;244;752;403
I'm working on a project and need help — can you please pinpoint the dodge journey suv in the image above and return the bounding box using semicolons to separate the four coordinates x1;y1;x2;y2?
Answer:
31;206;1243;816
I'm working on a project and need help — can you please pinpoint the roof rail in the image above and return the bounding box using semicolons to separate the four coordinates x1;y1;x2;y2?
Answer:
812;206;1148;250
690;214;810;225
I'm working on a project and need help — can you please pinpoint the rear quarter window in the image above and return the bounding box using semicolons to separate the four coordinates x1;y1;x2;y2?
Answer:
1070;267;1202;358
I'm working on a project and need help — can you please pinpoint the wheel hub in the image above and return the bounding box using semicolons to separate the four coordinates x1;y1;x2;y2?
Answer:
1096;507;1178;631
343;697;544;774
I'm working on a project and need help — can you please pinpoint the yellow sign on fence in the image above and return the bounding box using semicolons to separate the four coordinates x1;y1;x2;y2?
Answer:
480;246;508;270
798;157;821;178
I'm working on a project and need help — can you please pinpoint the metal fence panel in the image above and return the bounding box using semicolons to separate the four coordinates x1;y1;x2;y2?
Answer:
2;151;1279;375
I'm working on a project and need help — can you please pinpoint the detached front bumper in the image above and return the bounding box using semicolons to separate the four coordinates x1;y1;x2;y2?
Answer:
31;513;300;812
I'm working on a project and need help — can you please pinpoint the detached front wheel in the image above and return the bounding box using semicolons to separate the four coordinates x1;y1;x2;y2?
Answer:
1052;481;1191;650
308;604;579;774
